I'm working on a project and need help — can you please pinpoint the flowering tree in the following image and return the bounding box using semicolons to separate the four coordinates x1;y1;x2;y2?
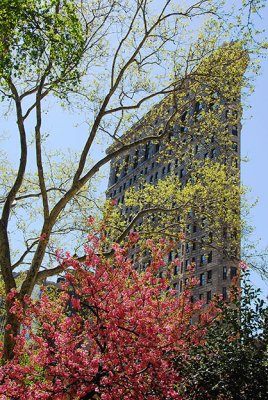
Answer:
0;233;220;399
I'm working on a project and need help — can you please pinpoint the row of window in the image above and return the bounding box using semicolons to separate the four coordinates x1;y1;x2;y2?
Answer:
172;283;228;303
171;252;213;274
199;271;211;286
111;159;186;198
173;264;237;282
113;122;238;184
112;135;239;192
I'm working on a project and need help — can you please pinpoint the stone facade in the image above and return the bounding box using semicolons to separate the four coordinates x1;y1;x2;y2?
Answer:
106;86;241;302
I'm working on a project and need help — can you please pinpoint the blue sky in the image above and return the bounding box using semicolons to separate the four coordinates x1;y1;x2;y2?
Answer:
241;4;268;294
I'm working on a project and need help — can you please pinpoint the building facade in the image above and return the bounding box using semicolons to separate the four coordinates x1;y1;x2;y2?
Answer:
106;45;245;302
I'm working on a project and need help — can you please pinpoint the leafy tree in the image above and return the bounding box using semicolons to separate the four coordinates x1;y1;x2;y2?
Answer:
0;0;265;360
177;268;268;399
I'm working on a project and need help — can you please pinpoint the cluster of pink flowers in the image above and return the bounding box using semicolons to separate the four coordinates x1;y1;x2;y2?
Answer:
0;234;222;399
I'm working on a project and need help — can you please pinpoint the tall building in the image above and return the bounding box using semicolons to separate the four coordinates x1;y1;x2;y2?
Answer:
106;44;246;302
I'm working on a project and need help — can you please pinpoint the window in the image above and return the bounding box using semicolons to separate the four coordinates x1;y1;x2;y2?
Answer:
202;217;207;228
151;162;155;170
123;155;129;176
192;241;197;251
185;259;190;270
133;149;139;169
211;148;216;159
207;270;212;283
180;168;186;178
200;273;205;286
168;130;174;141
155;143;160;153
233;158;238;168
154;171;158;181
133;175;136;182
175;158;178;168
168;252;173;262
207;251;212;264
188;209;194;218
199;293;204;301
113;189;116;196
204;152;209;159
114;164;119;183
193;225;197;233
208;232;213;243
167;163;171;173
174;265;179;275
119;186;122;193
232;142;238;152
162;166;166;175
232;110;238;119
129;178;132;186
173;283;179;292
222;287;227;300
206;291;212;304
194;101;202;114
200;254;206;265
232;125;238;136
181;111;187;122
231;267;237;279
223;266;227;280
123;182;126;190
149;175;153;183
144;143;150;160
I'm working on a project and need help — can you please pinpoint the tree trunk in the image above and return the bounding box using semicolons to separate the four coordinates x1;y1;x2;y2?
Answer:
2;302;20;362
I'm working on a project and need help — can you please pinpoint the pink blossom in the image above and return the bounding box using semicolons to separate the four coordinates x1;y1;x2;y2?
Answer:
6;288;17;301
71;297;81;310
239;260;248;271
129;231;139;244
39;233;47;241
5;324;12;331
87;215;95;225
23;294;31;305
